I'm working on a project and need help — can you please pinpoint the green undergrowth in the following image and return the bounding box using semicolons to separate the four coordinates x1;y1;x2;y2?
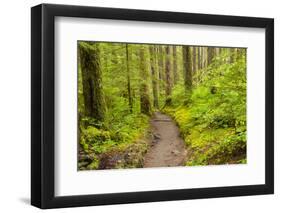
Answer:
79;113;150;170
164;105;246;166
163;53;247;166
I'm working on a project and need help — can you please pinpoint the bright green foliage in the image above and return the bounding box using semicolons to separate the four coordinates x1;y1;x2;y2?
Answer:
78;41;247;170
78;42;152;170
164;49;247;165
79;113;150;170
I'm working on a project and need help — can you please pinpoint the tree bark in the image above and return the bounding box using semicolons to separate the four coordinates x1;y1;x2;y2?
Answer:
158;46;165;86
201;47;205;69
79;42;105;121
125;44;133;112
149;46;159;108
192;47;197;72
172;46;178;84
139;46;151;115
197;47;201;70
183;46;192;90
165;46;172;104
111;45;118;65
207;47;215;65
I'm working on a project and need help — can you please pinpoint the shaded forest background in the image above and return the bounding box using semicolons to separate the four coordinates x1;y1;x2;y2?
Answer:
78;41;247;170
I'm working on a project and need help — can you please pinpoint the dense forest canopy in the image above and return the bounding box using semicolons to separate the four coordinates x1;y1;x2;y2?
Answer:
78;41;247;170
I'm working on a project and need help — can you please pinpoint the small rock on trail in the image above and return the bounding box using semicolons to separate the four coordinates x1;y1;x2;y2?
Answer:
143;112;187;168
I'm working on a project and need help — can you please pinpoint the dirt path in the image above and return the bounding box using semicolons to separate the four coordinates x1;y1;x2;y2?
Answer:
143;112;187;168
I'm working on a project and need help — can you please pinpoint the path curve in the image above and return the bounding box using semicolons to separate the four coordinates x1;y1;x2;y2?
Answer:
143;112;187;168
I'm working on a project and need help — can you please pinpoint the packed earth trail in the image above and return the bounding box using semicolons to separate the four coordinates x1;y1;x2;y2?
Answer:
143;112;187;168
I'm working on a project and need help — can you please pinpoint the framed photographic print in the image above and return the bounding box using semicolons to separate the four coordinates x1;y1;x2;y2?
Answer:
31;3;274;209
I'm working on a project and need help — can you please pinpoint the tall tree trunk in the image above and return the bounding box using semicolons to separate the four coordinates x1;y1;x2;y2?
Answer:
165;46;172;104
226;48;232;64
172;46;178;84
204;47;208;68
197;47;201;70
201;47;205;69
139;46;151;115
192;47;197;72
207;47;215;65
182;46;192;90
149;46;159;108
217;47;222;56
125;44;133;112
214;47;222;66
79;42;105;121
158;46;163;81
111;45;118;65
158;45;165;92
237;48;244;59
230;48;239;63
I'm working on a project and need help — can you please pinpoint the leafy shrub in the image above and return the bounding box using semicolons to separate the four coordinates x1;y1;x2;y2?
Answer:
165;51;247;165
79;112;150;169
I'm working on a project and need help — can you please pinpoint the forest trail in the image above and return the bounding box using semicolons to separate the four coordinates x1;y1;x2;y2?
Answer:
143;112;187;168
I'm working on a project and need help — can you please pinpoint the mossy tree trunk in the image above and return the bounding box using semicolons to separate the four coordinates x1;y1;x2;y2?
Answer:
230;48;239;63
197;47;201;70
165;46;172;104
183;46;192;91
125;44;133;113
200;47;204;69
111;45;118;65
172;46;178;84
237;48;244;59
157;45;165;93
149;46;159;109
207;47;215;66
79;42;105;122
139;46;151;115
192;47;197;73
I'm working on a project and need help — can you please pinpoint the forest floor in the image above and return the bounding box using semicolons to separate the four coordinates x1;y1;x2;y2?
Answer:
143;112;188;168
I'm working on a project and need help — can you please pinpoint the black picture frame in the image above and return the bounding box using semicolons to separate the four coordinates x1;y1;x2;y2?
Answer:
31;3;274;209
